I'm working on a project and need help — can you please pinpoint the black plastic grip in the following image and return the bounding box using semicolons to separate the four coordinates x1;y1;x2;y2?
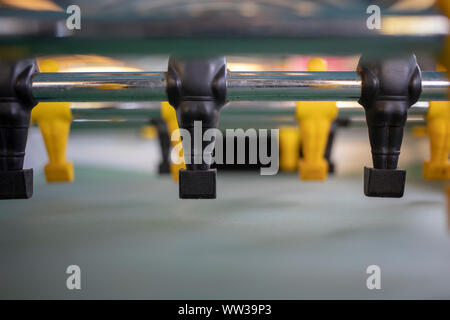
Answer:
0;59;39;199
166;57;227;199
357;54;422;197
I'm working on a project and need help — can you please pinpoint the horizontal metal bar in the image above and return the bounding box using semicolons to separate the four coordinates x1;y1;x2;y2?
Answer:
69;116;426;130
69;101;430;130
227;72;361;101
32;71;449;102
229;72;450;101
32;72;167;102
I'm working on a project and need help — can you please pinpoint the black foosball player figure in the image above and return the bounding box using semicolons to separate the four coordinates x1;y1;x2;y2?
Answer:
0;59;39;199
166;56;227;199
357;54;422;197
149;118;171;174
324;118;351;174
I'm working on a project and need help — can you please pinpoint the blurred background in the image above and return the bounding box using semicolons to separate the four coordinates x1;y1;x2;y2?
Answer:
0;0;449;300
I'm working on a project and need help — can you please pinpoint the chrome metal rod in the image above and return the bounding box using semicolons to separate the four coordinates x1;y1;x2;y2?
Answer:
69;116;426;130
32;72;167;102
32;71;449;102
69;101;430;129
227;72;361;101
228;72;449;101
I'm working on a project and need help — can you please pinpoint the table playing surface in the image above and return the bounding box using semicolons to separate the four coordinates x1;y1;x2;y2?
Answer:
0;166;449;299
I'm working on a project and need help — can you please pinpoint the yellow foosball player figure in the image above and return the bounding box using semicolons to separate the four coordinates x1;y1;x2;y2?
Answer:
161;101;186;182
296;58;338;180
30;59;74;183
437;0;450;74
279;126;300;172
425;0;450;181
423;98;450;180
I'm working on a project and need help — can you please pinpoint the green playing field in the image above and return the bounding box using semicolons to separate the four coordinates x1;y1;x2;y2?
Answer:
0;167;449;299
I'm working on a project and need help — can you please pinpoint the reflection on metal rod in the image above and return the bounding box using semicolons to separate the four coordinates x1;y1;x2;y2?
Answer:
32;72;167;102
69;101;430;119
228;72;449;101
70;116;426;130
227;72;361;101
32;72;449;102
69;101;429;130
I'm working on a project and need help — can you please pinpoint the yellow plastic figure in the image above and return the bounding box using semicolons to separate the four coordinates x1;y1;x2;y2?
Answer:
161;101;186;182
140;125;157;140
279;126;300;172
423;100;450;180
411;125;428;138
296;58;338;180
31;59;74;183
437;0;450;75
427;1;450;181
